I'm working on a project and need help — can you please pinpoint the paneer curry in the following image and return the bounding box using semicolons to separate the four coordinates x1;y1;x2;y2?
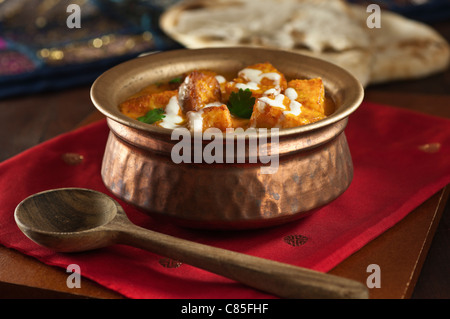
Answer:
119;62;335;132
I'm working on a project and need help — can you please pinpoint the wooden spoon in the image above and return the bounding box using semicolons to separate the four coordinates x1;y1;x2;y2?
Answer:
14;188;369;299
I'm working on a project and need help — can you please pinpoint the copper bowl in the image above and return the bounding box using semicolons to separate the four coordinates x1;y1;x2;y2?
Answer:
90;47;364;230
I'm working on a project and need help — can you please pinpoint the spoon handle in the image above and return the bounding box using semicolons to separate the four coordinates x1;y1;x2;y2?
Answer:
117;223;368;299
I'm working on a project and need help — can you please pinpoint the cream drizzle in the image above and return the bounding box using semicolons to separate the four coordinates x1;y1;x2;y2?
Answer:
235;81;260;91
177;75;191;111
263;88;281;96
257;94;287;112
215;75;226;84
283;88;302;116
204;102;225;108
187;109;204;132
256;88;302;117
235;68;282;92
159;96;185;129
239;68;281;84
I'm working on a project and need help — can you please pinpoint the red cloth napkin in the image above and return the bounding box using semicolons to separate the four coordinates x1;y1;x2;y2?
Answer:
0;101;449;299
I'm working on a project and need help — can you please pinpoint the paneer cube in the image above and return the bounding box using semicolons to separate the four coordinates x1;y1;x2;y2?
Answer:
249;92;325;129
195;70;229;103
287;78;325;114
178;70;222;112
227;62;288;99
249;94;290;128
202;105;234;131
119;90;178;119
188;105;233;132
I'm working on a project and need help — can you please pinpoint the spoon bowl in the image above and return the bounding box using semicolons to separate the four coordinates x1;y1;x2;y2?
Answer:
15;188;121;252
14;188;369;299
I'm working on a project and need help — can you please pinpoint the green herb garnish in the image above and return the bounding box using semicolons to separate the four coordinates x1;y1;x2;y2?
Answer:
137;108;166;124
169;77;183;84
227;88;256;119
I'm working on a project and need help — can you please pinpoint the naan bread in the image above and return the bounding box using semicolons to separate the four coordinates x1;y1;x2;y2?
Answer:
163;0;369;50
349;5;450;84
160;0;449;87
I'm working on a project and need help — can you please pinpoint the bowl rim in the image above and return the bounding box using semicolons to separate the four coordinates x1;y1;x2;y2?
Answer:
90;47;364;138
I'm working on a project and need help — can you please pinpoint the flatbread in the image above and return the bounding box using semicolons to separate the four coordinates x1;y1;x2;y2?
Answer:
163;0;368;50
349;5;450;84
160;0;449;87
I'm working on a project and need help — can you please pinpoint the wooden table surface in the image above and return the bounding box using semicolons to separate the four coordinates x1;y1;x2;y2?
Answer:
0;21;449;299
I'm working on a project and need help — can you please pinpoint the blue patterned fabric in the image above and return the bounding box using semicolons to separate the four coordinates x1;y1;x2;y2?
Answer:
0;0;181;99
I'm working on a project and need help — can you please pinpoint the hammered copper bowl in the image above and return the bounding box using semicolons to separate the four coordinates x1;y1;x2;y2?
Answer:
90;47;364;230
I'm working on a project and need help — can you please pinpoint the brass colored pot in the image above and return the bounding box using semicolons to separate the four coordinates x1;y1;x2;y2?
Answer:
91;48;364;229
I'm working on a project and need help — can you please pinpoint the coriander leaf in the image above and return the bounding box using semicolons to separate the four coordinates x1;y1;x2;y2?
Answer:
227;88;255;119
137;108;166;124
169;77;183;84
